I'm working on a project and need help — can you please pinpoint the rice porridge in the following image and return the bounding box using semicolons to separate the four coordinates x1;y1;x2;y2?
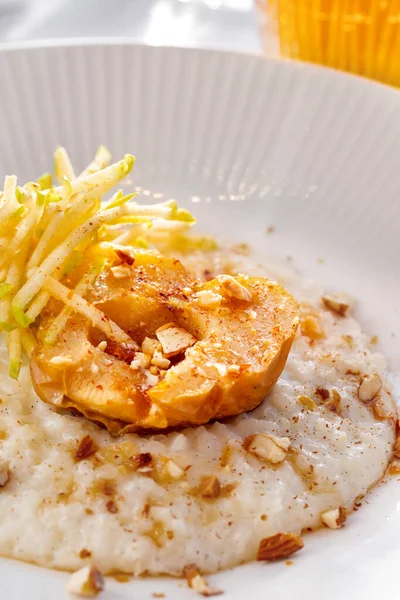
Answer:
0;248;395;576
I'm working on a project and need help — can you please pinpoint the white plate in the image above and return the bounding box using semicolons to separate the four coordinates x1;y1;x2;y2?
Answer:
0;40;399;600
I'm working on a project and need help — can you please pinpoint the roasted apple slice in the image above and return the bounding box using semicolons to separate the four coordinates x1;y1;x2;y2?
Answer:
31;253;299;434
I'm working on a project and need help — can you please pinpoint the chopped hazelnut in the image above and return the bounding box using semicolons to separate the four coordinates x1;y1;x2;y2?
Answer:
106;500;118;514
324;389;341;413
196;290;222;309
110;264;131;279
151;351;171;370
389;460;400;474
75;435;97;461
245;433;290;464
135;452;153;473
300;315;324;340
322;295;350;317
130;352;151;370
49;355;74;367
164;459;185;480
315;387;330;401
156;323;196;357
142;337;161;357
371;397;392;420
190;575;223;597
198;476;221;499
358;374;382;403
145;371;159;388
297;395;317;411
184;565;222;597
218;274;253;302
321;507;347;529
115;247;135;265
257;532;304;561
67;565;104;597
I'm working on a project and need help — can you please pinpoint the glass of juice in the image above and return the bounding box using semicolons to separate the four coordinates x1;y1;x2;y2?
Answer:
256;0;400;87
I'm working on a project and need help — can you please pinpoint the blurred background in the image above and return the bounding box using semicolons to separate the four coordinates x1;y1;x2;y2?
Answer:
0;0;260;52
1;0;399;86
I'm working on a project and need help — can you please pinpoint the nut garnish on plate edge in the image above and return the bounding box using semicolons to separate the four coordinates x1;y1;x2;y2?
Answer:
67;565;104;597
257;532;304;561
322;295;350;317
184;564;223;597
320;507;347;529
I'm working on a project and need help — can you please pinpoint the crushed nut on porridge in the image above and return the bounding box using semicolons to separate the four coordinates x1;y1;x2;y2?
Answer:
358;374;382;403
184;564;223;597
297;395;317;411
324;389;341;413
163;459;185;480
245;434;290;465
75;435;97;461
321;295;350;317
67;565;104;597
300;315;324;340
257;533;304;561
197;476;221;499
320;507;347;529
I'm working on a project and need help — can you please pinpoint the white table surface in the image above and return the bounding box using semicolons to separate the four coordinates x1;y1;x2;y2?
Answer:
0;0;262;52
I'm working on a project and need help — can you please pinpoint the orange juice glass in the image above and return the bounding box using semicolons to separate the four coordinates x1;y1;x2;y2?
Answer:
256;0;400;86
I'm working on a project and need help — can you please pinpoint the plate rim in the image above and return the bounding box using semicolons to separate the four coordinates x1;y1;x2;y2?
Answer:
1;35;400;101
